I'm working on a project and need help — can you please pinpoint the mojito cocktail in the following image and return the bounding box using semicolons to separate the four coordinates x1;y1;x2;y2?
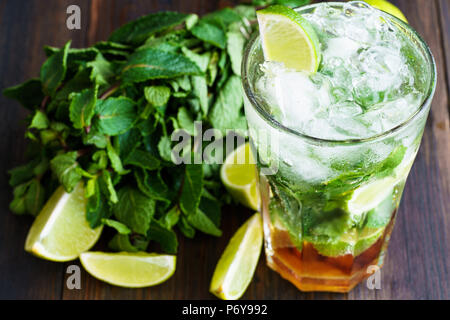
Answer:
242;2;436;292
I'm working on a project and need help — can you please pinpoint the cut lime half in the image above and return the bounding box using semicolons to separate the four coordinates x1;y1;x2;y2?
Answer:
25;183;102;262
221;143;260;211
257;5;320;73
80;252;176;288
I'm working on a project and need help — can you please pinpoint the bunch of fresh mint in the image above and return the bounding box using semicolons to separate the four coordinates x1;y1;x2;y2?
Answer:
3;1;310;254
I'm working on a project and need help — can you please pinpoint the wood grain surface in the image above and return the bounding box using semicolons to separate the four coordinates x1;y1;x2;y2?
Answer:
0;0;448;300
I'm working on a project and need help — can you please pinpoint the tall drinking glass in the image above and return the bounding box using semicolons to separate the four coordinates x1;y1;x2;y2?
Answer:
242;2;436;292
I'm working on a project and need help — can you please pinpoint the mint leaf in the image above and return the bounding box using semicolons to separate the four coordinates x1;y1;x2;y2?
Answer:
134;168;169;202
180;164;203;216
50;151;83;192
377;145;406;178
147;219;178;254
122;48;201;83
124;149;160;170
202;8;242;27
100;170;118;203
106;139;129;175
187;208;222;237
3;79;44;110
182;48;210;72
365;194;396;228
29;110;49;129
8;159;41;187
207;51;219;86
40;41;71;95
177;215;195;238
199;191;221;227
53;67;93;102
108;234;139;252
226;24;246;76
209;75;246;133
158;135;173;162
93;97;137;136
118;128;141;159
191;76;208;115
87;53;115;86
303;206;352;241
109;12;190;45
87;190;111;228
113;186;155;235
84;128;108;149
191;21;226;49
69;86;98;129
234;5;257;20
144;85;171;107
102;218;131;234
10;179;45;216
177;107;195;136
161;206;180;229
44;46;99;65
10;182;30;215
24;179;45;216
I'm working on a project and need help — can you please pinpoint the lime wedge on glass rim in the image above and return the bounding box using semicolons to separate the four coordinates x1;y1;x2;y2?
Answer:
25;183;102;262
364;0;408;23
210;213;263;300
257;4;320;73
80;252;176;288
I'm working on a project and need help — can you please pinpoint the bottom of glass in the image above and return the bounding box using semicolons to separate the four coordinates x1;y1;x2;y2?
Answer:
264;212;396;292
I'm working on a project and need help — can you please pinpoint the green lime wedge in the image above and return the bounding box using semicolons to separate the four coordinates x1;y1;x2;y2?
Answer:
210;213;263;300
80;252;176;288
257;5;320;73
346;177;398;216
221;143;260;211
25;183;102;262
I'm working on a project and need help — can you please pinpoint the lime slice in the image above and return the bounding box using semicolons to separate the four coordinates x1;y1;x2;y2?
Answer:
210;213;263;300
25;183;102;262
365;0;408;23
221;143;260;211
257;4;320;73
347;177;397;216
313;227;384;257
80;252;176;288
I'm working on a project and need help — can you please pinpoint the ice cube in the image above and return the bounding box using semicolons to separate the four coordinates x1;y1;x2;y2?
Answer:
324;37;360;61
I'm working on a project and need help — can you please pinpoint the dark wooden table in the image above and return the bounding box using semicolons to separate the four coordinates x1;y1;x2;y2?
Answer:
0;0;448;300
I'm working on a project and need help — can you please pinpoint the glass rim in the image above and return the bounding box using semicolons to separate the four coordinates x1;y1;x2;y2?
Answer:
241;1;437;145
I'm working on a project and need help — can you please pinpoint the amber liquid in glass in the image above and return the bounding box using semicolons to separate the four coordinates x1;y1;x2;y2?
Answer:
260;176;398;292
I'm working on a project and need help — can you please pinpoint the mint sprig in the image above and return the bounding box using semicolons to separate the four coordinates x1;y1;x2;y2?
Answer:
4;4;270;254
